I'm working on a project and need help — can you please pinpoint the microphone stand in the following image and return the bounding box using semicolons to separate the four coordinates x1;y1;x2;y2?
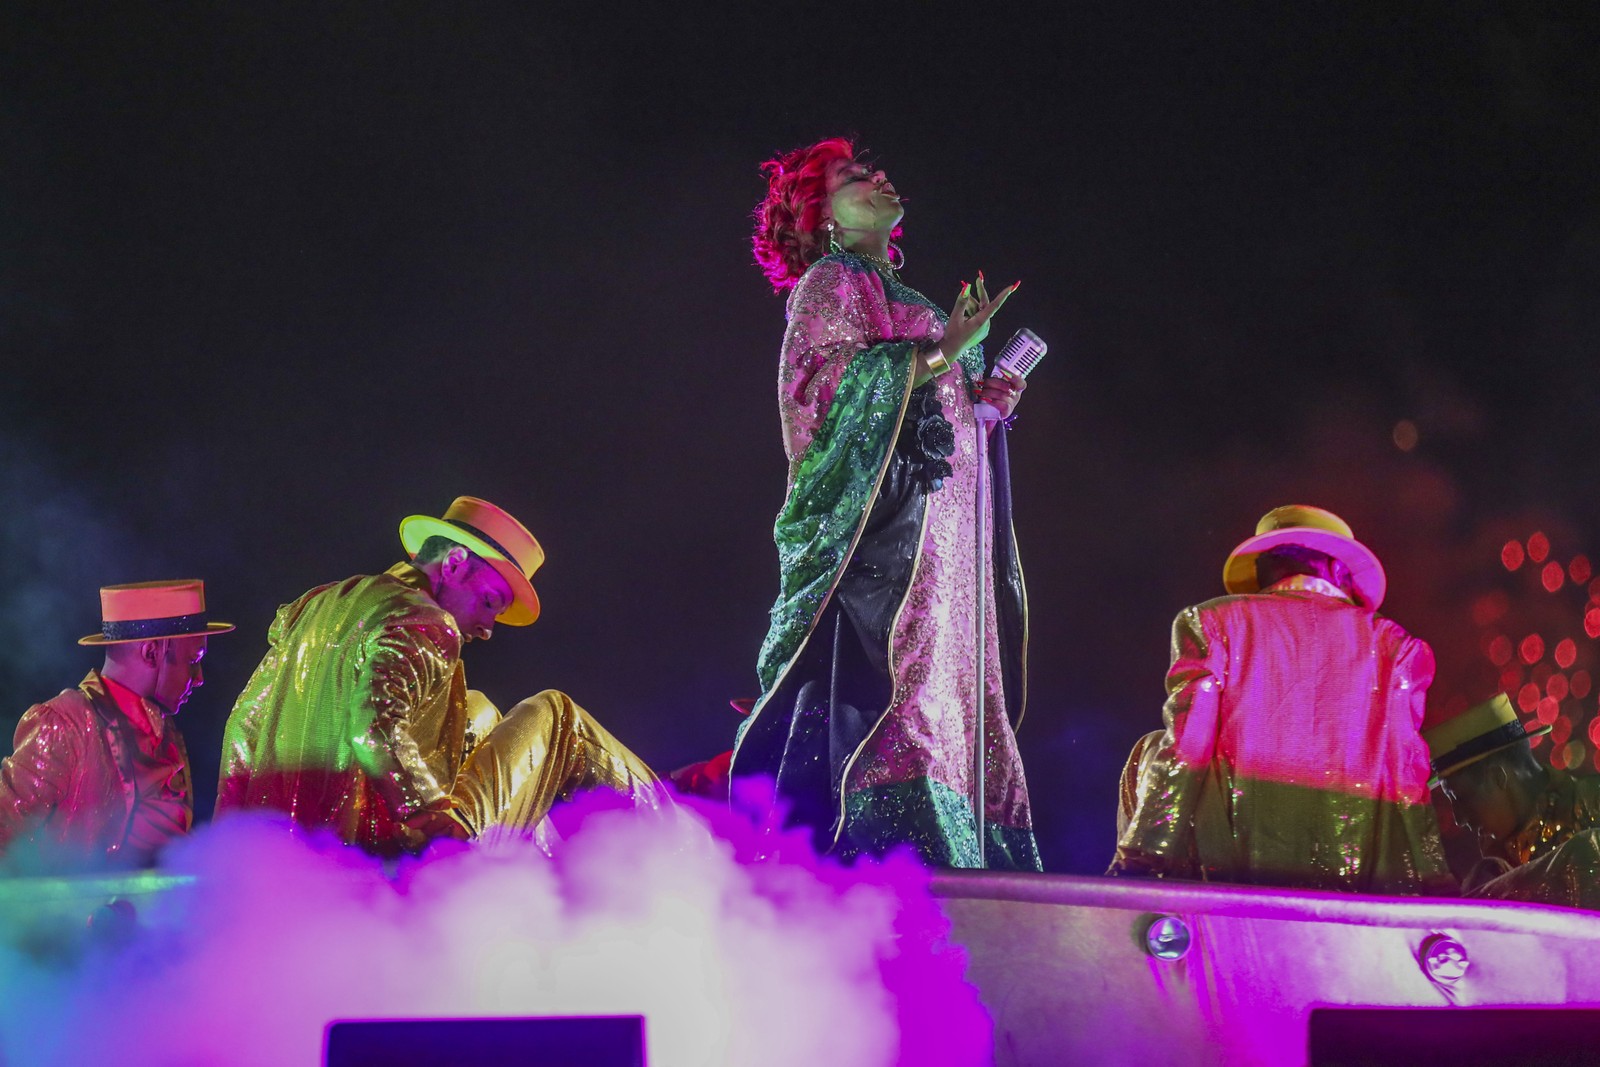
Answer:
971;392;1002;870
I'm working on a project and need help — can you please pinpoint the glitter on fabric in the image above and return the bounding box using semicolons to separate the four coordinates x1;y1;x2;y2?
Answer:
219;563;663;854
733;252;1039;870
1112;582;1453;893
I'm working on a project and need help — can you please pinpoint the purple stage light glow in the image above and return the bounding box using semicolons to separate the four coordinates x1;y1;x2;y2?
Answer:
0;790;991;1067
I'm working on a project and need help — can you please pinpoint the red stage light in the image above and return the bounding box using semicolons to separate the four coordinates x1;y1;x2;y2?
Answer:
1543;562;1566;592
1488;635;1513;666
1552;716;1572;745
1588;717;1600;747
1556;639;1578;669
1573;556;1594;585
1392;419;1419;451
1520;634;1545;664
1548;673;1570;700
1587;609;1600;640
1529;532;1550;563
1567;742;1586;769
1537;697;1560;724
1574;671;1592;699
1502;541;1525;571
1471;592;1509;627
1517;684;1541;712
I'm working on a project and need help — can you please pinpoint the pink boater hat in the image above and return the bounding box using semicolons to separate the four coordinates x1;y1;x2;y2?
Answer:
1221;505;1387;611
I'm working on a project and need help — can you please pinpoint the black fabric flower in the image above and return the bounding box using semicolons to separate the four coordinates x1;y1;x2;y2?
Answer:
899;383;956;491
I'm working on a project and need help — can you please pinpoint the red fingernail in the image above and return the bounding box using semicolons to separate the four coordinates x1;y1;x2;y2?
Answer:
1011;280;1022;291
978;270;985;281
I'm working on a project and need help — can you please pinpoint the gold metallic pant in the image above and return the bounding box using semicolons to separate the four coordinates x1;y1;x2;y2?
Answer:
447;689;665;842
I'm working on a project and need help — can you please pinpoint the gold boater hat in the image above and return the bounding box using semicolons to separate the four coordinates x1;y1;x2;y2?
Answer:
78;579;235;646
399;496;544;626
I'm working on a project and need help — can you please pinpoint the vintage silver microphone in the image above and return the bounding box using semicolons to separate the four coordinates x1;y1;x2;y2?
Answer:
972;328;1049;419
971;328;1048;866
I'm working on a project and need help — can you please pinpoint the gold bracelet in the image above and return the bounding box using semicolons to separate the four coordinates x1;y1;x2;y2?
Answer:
921;343;951;378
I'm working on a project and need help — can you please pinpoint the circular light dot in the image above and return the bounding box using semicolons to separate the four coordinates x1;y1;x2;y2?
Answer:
1567;741;1587;768
1500;666;1524;692
1553;717;1572;746
1531;732;1546;750
1588;717;1600;747
1503;541;1526;571
1517;683;1541;712
1529;532;1550;563
1551;744;1568;769
1520;634;1546;665
1586;609;1600;640
1590;577;1600;601
1556;639;1578;669
1543;562;1566;592
1488;635;1513;666
1392;419;1419;451
1549;673;1571;700
1574;671;1592;699
1573;557;1594;585
1538;697;1561;724
1472;592;1509;627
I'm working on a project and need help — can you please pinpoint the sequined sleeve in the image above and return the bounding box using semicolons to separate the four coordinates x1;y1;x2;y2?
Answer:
0;703;81;850
1110;606;1221;877
346;616;458;818
752;256;919;695
779;255;917;465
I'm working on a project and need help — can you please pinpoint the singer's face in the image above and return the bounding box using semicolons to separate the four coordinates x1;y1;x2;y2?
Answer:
825;159;903;235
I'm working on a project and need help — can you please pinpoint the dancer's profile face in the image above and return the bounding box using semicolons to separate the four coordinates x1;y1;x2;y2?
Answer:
434;548;514;642
825;158;903;236
1440;760;1520;845
152;635;207;716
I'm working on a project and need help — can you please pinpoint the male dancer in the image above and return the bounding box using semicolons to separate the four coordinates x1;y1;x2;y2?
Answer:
217;496;662;854
0;580;232;868
1112;505;1453;893
1427;693;1600;908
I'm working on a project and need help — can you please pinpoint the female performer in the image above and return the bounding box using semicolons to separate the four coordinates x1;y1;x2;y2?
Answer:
730;137;1041;870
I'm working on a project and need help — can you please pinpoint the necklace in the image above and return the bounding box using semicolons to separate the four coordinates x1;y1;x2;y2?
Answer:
854;249;900;281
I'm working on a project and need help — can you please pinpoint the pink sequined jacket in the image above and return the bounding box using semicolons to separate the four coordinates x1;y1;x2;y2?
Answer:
1113;577;1453;893
0;671;193;867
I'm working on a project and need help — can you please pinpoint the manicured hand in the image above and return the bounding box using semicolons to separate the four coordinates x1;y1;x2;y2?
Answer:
941;272;1019;360
976;372;1027;419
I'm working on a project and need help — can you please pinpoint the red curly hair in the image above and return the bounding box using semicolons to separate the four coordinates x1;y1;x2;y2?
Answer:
752;137;902;291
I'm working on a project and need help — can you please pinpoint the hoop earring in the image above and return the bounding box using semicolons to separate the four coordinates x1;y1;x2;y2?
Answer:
887;242;905;270
826;222;843;255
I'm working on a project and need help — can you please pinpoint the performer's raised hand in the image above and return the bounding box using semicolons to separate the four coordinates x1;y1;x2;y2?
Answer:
941;272;1019;360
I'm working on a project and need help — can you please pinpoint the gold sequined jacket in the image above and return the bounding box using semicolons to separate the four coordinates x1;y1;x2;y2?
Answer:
1494;768;1600;868
0;671;193;868
217;563;486;854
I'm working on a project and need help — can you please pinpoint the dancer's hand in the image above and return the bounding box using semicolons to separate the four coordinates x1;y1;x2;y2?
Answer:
976;372;1027;419
941;273;1019;361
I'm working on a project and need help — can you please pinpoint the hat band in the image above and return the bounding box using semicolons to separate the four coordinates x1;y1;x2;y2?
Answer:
1432;720;1535;775
447;519;525;574
101;611;209;641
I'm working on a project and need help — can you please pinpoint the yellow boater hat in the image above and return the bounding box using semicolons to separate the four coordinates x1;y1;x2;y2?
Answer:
399;496;543;626
1221;504;1387;610
79;579;236;646
1422;693;1551;789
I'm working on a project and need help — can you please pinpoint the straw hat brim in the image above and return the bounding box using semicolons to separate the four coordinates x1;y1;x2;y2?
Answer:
78;621;236;646
399;514;540;626
1427;723;1553;789
1222;526;1387;610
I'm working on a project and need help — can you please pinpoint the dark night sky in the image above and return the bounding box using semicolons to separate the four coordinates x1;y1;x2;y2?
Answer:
4;3;1599;874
